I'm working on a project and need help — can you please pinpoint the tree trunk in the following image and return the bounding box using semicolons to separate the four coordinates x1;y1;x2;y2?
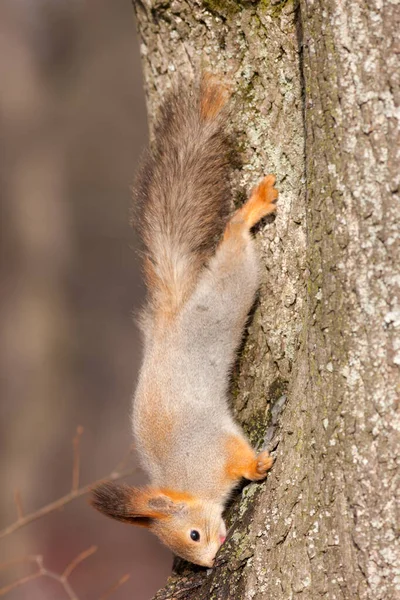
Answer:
132;1;399;598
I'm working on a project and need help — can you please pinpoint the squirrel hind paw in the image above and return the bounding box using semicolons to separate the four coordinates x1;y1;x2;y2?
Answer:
229;174;278;231
252;175;278;211
243;175;278;228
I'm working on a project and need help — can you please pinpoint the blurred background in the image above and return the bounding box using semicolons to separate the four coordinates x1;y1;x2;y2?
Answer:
0;0;172;598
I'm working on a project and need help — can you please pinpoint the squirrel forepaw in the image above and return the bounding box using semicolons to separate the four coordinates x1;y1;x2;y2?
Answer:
253;450;274;480
223;436;274;483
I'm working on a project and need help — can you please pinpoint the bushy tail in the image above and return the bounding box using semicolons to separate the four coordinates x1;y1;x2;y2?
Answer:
133;75;231;323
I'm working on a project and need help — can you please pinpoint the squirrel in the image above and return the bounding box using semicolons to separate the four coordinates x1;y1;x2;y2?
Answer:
91;75;278;568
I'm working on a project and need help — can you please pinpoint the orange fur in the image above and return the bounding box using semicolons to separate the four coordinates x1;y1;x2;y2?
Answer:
225;174;278;240
127;488;167;520
158;488;195;504
129;487;193;520
222;220;248;244
153;522;196;559
200;74;230;120
140;393;176;458
149;497;224;567
223;435;273;482
144;257;192;325
128;489;194;535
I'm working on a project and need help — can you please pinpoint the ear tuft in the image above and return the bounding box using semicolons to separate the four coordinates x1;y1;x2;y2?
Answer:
90;482;140;524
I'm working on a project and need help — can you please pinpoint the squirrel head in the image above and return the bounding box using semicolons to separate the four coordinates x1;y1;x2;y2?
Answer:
91;483;226;567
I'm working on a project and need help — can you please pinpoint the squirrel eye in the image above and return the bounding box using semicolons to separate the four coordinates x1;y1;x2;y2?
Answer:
190;529;200;542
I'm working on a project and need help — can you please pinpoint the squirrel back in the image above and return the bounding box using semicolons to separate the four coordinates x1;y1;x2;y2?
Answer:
133;76;231;323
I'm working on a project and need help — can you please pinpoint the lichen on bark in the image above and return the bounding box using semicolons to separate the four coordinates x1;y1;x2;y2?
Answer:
132;0;399;598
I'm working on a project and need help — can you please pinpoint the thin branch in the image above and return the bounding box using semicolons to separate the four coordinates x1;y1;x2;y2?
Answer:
0;431;138;598
0;463;137;540
13;490;24;520
62;545;97;579
72;426;84;492
110;446;135;477
0;426;138;542
99;573;131;600
0;571;41;597
0;547;98;600
0;555;38;573
40;548;95;600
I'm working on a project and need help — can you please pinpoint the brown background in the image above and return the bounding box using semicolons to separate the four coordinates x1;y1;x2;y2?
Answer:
0;1;172;598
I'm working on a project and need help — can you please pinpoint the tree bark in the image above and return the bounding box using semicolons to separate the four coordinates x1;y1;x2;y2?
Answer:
132;1;399;598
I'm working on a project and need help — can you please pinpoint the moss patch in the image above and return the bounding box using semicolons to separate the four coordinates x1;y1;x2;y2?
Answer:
259;0;294;17
268;376;288;402
242;409;268;447
202;0;243;17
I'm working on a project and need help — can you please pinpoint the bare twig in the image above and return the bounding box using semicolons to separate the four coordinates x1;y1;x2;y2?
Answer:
13;490;24;520
0;555;37;573
99;573;131;600
0;431;137;598
0;464;136;540
110;446;135;478
0;571;41;597
72;426;84;492
0;547;98;599
62;545;97;579
0;428;138;540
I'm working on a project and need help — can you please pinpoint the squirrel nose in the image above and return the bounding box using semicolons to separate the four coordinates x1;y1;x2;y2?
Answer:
219;534;226;545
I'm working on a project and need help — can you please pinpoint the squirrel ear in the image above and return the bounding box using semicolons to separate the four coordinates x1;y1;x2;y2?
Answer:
147;492;187;517
90;483;188;526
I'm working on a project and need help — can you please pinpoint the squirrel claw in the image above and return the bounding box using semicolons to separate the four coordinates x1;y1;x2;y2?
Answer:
254;450;273;480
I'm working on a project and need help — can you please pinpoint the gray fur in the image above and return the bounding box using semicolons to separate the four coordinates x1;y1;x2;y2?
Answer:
132;79;231;319
133;229;260;500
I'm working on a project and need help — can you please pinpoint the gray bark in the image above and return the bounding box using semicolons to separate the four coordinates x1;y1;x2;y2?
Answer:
132;0;399;598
